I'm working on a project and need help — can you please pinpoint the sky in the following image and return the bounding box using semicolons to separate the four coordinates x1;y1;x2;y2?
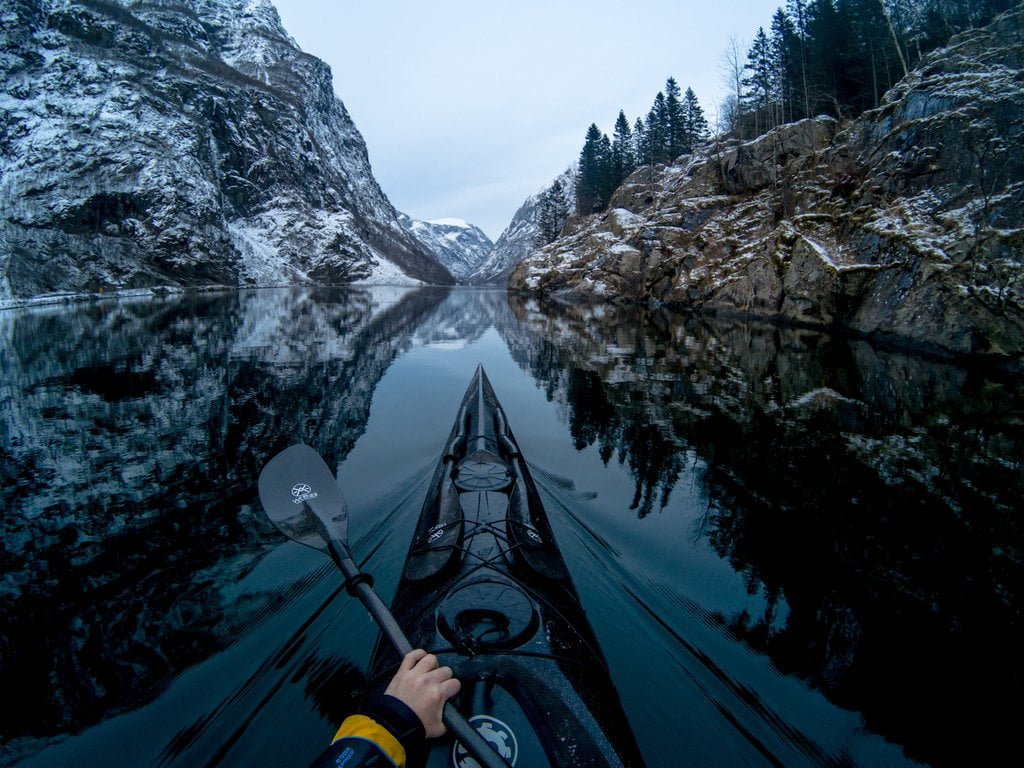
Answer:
274;1;785;240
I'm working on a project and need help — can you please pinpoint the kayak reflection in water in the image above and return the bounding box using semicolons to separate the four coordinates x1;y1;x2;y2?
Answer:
310;649;461;768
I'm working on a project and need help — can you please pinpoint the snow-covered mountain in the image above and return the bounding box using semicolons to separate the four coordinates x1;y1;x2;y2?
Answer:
0;0;452;299
399;214;493;281
467;168;575;285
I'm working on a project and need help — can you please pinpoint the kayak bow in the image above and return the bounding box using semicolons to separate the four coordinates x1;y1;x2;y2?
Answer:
370;365;644;767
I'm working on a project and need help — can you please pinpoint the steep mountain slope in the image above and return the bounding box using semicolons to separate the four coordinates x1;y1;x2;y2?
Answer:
511;7;1024;363
399;214;492;281
0;0;452;299
468;168;574;285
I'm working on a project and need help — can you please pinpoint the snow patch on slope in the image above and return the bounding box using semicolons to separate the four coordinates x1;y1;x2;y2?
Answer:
353;258;424;286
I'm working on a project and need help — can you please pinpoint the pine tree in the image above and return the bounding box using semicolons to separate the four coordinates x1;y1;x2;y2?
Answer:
645;92;670;164
633;116;647;168
537;177;569;245
576;125;600;215
770;8;800;125
833;0;863;112
611;110;636;186
664;77;685;160
843;0;896;110
576;124;614;214
598;132;615;205
744;27;774;134
787;0;811;119
806;0;843;117
550;177;569;233
682;88;709;150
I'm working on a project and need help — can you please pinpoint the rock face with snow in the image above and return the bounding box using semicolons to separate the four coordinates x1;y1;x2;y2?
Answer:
468;167;574;285
0;0;452;299
399;214;492;281
510;8;1024;362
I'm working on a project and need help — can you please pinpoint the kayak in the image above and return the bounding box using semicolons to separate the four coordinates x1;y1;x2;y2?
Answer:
368;365;645;767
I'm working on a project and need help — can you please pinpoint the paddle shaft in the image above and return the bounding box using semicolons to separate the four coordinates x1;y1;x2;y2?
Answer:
327;539;511;768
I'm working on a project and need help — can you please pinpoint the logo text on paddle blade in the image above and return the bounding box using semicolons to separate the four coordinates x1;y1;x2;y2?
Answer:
291;483;318;505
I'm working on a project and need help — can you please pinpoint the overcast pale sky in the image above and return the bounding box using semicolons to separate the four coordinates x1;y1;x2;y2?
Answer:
274;1;784;239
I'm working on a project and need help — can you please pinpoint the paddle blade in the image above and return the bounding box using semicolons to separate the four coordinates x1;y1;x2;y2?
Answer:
258;444;348;551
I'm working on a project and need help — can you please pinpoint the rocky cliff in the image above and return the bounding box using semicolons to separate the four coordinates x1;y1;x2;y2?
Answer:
510;7;1024;362
469;167;575;285
0;0;452;299
399;214;493;281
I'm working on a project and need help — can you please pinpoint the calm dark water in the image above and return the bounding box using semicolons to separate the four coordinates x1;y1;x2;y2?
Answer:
1;286;1021;767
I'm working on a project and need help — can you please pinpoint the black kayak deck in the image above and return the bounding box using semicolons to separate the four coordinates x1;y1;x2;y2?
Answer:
369;366;644;768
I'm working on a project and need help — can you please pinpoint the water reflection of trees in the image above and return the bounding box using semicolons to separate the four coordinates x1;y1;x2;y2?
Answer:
0;286;449;747
505;325;690;517
551;357;685;516
503;294;1023;767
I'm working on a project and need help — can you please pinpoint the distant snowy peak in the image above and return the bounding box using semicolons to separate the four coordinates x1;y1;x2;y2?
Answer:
429;218;472;229
400;214;493;281
467;168;575;285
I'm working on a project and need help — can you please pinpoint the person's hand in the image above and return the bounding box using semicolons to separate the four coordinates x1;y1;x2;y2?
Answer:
385;649;461;738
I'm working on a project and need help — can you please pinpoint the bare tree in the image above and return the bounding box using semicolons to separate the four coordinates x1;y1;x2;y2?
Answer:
878;0;909;77
719;34;747;140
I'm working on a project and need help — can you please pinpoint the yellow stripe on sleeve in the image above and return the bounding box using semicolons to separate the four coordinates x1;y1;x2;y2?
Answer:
332;714;406;767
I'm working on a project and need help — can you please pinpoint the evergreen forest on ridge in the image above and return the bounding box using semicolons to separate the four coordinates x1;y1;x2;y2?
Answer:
568;0;1017;219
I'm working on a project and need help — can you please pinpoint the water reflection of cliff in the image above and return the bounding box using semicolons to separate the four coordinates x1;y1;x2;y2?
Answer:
411;287;512;348
502;294;1023;767
0;286;450;748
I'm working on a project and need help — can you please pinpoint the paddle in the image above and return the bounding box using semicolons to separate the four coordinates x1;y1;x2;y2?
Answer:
258;444;511;768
